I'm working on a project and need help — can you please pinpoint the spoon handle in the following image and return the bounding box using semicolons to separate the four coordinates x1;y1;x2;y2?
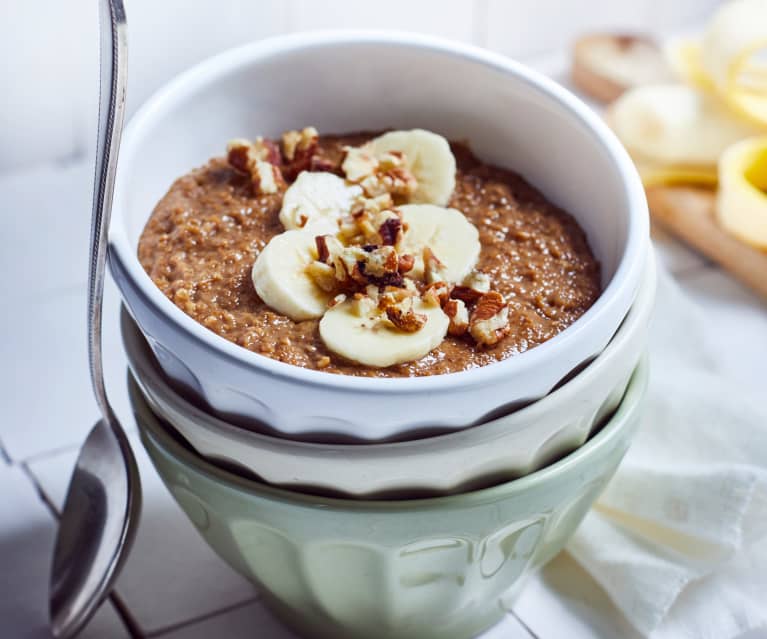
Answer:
88;0;127;426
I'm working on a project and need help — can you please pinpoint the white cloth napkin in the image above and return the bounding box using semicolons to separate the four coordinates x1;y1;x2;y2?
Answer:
566;260;767;638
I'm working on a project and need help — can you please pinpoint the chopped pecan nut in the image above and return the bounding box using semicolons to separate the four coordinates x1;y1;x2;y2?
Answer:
305;261;337;292
315;235;331;263
351;292;378;318
398;253;415;274
423;247;449;284
280;126;319;180
451;271;491;303
423;281;450;307
462;270;491;293
379;216;403;245
379;294;427;333
342;145;418;200
309;155;339;173
281;127;318;162
342;145;379;182
227;137;281;171
338;199;400;246
469;291;511;346
227;138;284;194
450;286;483;304
360;167;418;200
251;160;283;195
444;298;469;336
358;245;399;278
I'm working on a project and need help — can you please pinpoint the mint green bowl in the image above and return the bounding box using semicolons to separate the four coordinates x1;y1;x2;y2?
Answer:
132;357;647;639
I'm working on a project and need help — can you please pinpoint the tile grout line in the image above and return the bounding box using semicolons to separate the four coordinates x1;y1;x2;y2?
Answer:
22;441;84;466
143;596;261;638
509;609;540;639
111;591;146;639
20;461;63;518
19;462;146;639
0;437;11;464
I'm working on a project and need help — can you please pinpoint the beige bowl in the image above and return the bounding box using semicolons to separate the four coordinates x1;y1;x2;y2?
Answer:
123;250;655;499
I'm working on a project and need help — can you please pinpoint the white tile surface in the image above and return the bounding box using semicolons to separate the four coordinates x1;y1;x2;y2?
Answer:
0;162;93;298
27;433;258;636
0;281;131;462
287;0;476;42
156;600;299;639
486;0;653;60
155;599;535;638
0;463;130;639
123;0;290;118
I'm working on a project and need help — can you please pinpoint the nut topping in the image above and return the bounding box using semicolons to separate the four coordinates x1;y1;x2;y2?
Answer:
469;291;511;346
226;138;284;194
423;247;449;284
280;126;319;180
282;127;318;162
342;145;418;201
379;292;427;333
444;298;469;336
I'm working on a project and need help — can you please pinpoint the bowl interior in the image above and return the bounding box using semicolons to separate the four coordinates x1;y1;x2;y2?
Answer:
114;33;641;294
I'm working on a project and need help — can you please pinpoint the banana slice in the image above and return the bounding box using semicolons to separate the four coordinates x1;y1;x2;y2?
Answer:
572;34;673;103
634;158;718;188
319;298;449;367
396;204;480;283
279;171;362;233
369;129;456;205
667;0;767;127
717;135;767;249
251;230;331;321
608;84;762;167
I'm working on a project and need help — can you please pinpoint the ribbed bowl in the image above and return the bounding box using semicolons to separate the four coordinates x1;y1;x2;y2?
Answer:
110;31;649;442
132;357;647;639
123;250;655;498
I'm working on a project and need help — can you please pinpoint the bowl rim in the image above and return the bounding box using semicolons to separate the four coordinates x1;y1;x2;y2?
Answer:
124;247;656;449
111;29;649;395
136;353;648;511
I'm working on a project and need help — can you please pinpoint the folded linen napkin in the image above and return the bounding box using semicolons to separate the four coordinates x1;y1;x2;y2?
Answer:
566;260;767;638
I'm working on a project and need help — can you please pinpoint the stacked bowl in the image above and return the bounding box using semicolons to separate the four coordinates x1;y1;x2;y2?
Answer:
111;33;654;639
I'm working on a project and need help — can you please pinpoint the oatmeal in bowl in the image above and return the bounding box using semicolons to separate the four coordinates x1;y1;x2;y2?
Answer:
139;128;601;376
109;32;648;441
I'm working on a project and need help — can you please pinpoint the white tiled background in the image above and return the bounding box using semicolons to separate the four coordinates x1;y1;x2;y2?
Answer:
3;1;767;638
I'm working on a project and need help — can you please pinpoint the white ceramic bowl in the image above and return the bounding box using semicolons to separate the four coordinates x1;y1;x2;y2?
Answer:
110;31;649;442
123;249;656;498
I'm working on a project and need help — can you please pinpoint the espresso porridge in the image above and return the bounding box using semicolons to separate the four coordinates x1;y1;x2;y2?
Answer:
138;128;601;377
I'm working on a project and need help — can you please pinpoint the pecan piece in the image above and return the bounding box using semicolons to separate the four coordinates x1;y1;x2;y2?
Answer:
423;247;449;284
379;216;403;246
281;126;319;181
422;281;451;307
469;291;511;346
398;253;415;274
451;271;491;304
226;138;284;194
450;285;483;305
379;294;427;333
444;298;469;336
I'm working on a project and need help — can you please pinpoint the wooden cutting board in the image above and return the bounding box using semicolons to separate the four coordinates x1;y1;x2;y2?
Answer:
647;186;767;299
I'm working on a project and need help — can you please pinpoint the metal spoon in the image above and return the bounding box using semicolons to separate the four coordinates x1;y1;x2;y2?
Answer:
49;0;141;636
